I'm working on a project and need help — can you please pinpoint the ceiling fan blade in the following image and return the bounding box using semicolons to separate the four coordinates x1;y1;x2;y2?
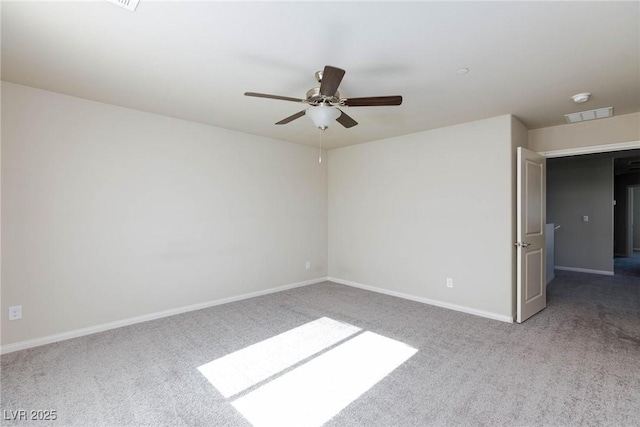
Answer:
336;109;358;128
245;92;305;103
319;66;346;97
344;96;403;107
275;110;306;125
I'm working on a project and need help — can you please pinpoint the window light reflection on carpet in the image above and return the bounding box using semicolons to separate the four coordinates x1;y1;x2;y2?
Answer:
198;317;417;427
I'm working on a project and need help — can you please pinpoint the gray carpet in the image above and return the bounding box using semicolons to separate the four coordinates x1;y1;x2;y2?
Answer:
2;272;639;426
614;250;640;277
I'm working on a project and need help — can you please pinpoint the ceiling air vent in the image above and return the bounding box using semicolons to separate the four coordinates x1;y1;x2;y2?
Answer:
107;0;139;12
564;107;613;124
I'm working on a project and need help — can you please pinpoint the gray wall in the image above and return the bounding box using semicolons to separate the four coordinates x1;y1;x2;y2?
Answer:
547;156;614;273
2;82;328;346
328;115;519;321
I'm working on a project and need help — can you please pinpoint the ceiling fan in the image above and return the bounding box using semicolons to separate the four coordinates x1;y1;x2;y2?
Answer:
244;65;402;130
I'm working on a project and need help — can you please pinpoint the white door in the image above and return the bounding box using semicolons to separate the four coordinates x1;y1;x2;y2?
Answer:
516;147;546;323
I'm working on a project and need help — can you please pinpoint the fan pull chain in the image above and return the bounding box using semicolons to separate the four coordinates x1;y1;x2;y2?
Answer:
319;129;323;163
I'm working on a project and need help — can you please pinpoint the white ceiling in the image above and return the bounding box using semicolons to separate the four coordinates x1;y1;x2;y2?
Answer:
2;1;639;150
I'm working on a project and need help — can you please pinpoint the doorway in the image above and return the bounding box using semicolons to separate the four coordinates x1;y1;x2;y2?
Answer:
614;183;640;277
546;148;640;277
613;156;640;276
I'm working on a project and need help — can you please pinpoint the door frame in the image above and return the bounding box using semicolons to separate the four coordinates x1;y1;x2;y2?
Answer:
515;140;639;322
628;184;640;254
537;141;639;159
628;186;635;257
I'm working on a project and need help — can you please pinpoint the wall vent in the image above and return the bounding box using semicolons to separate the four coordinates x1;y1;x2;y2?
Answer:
564;107;613;124
107;0;139;12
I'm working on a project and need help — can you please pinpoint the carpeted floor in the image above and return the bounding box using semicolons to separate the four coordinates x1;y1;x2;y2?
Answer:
2;271;639;426
614;250;640;277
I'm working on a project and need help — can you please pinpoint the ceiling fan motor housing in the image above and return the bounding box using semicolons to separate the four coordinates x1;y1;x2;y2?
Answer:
306;87;340;105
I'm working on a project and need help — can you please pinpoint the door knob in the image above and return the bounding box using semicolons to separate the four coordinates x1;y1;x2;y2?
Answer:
514;242;531;248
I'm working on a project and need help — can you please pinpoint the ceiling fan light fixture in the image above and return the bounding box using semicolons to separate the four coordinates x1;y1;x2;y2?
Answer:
306;104;340;130
245;65;401;129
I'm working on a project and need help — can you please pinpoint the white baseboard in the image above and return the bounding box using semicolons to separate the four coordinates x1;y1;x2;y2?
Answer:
555;266;614;276
0;277;327;355
327;277;514;324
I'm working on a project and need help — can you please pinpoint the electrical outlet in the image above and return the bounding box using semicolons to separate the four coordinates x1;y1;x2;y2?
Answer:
305;261;311;270
446;278;453;288
9;305;22;321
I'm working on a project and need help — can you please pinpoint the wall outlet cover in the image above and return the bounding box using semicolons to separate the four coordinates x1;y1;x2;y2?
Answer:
9;305;22;321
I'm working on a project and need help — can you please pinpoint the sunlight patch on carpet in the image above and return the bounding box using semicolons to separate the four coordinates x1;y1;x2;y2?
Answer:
233;331;417;427
198;317;360;397
198;317;417;427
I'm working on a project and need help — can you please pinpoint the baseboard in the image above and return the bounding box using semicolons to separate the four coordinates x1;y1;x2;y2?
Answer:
327;277;513;324
0;277;327;355
555;266;614;276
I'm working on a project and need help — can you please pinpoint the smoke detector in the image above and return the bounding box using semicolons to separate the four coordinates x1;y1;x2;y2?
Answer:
571;93;591;103
107;0;139;12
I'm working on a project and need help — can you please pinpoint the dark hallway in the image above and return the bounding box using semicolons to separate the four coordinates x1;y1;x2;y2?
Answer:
614;250;640;277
